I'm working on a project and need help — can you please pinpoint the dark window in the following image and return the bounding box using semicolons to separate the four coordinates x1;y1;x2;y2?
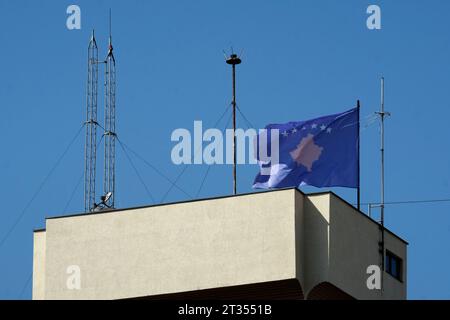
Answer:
385;250;402;281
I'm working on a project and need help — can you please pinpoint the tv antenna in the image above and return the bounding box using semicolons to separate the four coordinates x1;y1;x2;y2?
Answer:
377;77;390;275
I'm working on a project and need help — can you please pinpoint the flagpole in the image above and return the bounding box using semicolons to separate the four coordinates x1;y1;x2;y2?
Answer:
357;100;361;211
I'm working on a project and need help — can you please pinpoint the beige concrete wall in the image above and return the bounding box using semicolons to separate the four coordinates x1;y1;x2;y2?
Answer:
329;194;406;299
327;193;382;299
304;193;407;299
382;232;407;299
42;190;298;300
302;193;331;295
33;188;407;300
32;230;46;300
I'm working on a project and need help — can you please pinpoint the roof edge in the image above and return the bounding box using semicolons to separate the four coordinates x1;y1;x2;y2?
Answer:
46;187;301;220
44;187;408;245
307;191;408;245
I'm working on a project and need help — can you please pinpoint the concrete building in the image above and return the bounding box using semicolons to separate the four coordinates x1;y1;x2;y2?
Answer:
32;188;407;300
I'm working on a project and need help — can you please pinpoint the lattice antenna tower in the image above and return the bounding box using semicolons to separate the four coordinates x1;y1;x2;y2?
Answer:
103;10;117;208
84;30;99;212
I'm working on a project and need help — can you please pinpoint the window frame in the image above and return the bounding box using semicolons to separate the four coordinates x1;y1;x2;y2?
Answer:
385;250;403;282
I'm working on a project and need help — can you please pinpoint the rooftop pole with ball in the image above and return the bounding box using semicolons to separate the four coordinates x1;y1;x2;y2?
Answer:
226;52;242;195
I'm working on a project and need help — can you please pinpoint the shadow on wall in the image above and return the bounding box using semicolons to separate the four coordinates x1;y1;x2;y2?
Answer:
301;196;330;297
299;196;356;299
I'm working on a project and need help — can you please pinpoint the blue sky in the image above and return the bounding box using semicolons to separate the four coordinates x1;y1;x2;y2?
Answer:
0;0;449;299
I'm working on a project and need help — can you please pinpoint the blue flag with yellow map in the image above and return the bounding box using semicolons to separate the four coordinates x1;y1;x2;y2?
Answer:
253;107;359;189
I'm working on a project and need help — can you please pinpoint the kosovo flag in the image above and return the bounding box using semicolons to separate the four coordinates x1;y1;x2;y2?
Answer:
253;107;359;189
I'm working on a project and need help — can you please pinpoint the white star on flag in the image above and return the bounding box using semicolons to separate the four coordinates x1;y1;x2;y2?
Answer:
282;131;289;137
311;123;317;129
291;128;297;133
327;127;332;133
320;124;326;130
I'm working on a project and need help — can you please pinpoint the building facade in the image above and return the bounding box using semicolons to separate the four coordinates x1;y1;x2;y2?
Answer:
33;188;407;300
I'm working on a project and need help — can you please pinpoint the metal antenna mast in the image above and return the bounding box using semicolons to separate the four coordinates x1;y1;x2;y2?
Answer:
104;10;117;208
84;30;99;212
226;51;242;195
377;77;390;274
